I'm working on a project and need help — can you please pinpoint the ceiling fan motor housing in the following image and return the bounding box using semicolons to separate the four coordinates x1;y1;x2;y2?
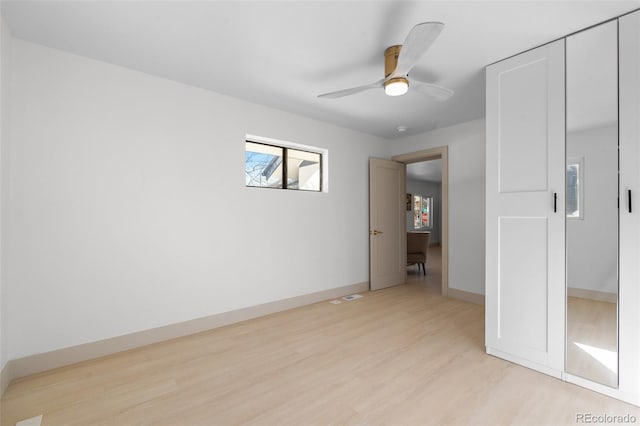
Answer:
384;45;402;77
384;45;409;92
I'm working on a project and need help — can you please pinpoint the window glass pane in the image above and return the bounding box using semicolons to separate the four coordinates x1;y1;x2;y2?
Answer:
567;163;580;218
413;195;433;229
422;197;432;228
245;142;283;188
287;149;321;191
413;195;421;228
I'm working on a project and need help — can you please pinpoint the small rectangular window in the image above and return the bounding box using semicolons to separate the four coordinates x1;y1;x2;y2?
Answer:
245;140;323;192
413;195;432;229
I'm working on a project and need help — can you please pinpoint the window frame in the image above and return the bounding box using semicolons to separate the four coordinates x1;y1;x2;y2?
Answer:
245;137;325;192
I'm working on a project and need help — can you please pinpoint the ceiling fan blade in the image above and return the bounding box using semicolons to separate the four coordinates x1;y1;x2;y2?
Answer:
411;81;454;101
392;22;444;77
318;79;385;98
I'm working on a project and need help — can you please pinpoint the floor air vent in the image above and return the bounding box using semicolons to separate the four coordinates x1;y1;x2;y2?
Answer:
342;294;363;301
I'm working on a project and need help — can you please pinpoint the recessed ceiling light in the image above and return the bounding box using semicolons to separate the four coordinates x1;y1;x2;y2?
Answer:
397;126;408;132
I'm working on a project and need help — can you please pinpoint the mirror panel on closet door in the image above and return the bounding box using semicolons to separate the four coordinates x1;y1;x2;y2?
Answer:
566;20;619;388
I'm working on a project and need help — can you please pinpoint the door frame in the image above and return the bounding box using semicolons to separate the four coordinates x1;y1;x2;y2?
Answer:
392;146;449;296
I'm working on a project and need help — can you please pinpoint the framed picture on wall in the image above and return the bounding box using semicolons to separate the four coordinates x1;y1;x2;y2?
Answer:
406;193;412;211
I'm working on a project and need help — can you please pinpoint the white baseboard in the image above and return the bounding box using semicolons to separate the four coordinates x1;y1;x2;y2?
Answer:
447;288;485;305
1;281;368;396
567;287;617;303
486;346;563;380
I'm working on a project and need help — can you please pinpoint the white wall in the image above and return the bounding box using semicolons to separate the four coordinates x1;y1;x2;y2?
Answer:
0;16;11;376
390;119;486;296
7;39;387;360
566;125;618;295
406;179;441;243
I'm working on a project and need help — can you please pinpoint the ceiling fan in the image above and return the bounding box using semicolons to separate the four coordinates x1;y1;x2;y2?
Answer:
318;22;453;101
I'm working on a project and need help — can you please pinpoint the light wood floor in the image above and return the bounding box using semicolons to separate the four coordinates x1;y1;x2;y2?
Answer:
407;245;442;294
3;259;639;425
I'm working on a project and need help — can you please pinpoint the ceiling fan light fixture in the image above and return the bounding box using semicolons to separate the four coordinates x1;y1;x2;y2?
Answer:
384;77;409;96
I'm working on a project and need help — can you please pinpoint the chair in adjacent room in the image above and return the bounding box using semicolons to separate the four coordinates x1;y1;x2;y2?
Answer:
407;231;430;275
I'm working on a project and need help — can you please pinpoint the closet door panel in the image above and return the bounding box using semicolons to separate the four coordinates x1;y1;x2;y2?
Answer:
498;59;549;193
498;217;548;351
619;10;640;406
486;39;565;375
565;19;619;390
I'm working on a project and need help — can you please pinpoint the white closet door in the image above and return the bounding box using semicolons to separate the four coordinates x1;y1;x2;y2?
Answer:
618;10;640;406
485;40;565;377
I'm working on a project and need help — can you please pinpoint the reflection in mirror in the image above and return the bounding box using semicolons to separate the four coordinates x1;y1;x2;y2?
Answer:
566;20;618;388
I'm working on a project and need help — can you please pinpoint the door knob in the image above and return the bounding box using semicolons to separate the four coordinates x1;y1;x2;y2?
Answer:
369;229;384;235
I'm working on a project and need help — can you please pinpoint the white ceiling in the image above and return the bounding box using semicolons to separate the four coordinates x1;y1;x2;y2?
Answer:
2;1;639;139
407;160;442;182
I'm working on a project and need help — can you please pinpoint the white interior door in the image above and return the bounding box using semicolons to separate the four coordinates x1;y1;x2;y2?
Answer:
369;158;406;291
485;40;566;377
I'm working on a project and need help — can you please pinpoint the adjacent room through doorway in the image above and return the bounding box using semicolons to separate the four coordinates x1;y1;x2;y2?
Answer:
406;159;443;294
392;146;449;296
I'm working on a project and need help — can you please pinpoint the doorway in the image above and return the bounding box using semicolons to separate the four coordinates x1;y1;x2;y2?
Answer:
406;159;443;294
393;146;449;296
